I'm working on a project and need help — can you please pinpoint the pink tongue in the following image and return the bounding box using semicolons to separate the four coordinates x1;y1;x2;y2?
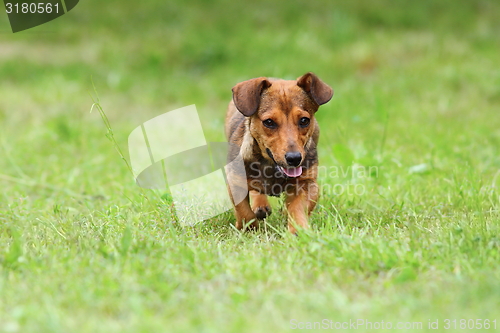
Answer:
281;166;303;178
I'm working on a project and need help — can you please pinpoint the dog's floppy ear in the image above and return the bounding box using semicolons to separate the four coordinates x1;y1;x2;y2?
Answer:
297;72;333;106
232;77;272;117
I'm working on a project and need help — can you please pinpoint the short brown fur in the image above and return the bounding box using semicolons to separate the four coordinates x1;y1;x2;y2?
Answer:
225;72;333;234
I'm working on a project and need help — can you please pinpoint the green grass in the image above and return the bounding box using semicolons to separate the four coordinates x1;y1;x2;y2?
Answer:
1;0;500;332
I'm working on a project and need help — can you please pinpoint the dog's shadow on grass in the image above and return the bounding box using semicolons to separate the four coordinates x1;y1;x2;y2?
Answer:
190;208;290;241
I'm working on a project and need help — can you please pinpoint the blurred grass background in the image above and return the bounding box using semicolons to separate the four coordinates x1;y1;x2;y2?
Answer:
1;0;500;332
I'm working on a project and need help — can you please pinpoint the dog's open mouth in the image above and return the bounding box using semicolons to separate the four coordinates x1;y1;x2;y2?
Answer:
266;148;303;178
278;166;303;178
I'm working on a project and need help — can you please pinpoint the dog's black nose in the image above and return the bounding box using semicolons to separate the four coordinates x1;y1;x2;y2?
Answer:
285;152;302;167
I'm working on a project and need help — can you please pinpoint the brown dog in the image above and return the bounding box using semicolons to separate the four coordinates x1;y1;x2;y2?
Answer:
225;72;333;234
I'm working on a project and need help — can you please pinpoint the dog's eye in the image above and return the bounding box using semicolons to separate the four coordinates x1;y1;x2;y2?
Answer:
263;119;277;129
299;117;310;128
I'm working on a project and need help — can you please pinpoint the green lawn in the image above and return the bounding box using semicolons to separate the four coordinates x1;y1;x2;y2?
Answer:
1;1;500;332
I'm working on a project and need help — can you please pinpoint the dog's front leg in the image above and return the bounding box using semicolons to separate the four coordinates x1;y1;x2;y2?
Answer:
285;181;319;234
233;192;258;230
249;190;272;220
226;167;258;230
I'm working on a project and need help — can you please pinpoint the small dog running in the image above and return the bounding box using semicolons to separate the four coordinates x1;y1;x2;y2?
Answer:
225;72;333;234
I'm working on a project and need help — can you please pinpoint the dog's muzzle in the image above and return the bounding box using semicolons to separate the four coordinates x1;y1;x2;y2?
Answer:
266;148;303;178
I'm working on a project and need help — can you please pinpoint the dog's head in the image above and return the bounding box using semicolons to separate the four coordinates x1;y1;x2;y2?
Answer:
232;72;333;178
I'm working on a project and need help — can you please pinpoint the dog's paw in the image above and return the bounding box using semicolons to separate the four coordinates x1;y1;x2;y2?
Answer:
254;206;272;220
